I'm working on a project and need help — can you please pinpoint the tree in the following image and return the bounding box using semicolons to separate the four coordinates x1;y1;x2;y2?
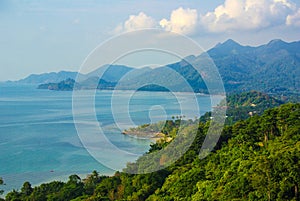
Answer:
0;177;3;195
47;175;84;201
68;174;82;184
21;181;33;196
83;170;101;195
3;102;299;201
5;190;21;201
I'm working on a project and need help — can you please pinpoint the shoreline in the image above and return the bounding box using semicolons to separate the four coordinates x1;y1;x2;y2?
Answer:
122;130;172;143
0;170;115;197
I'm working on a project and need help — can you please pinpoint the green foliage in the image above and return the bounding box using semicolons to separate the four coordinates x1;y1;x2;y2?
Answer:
0;177;3;195
225;91;283;123
124;118;189;139
29;181;64;201
5;189;22;201
20;182;32;197
192;103;300;201
48;175;84;201
4;101;300;201
210;91;285;125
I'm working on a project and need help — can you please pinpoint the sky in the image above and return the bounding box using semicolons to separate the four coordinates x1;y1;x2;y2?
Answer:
0;0;300;81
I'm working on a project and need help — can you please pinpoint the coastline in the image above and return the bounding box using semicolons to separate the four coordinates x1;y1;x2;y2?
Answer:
122;130;173;143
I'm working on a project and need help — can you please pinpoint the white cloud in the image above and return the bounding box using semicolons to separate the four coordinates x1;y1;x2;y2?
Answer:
286;8;300;26
159;7;198;35
112;1;300;35
201;0;296;32
115;12;157;33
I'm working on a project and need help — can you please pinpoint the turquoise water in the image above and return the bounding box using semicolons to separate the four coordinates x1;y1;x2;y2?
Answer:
0;83;220;192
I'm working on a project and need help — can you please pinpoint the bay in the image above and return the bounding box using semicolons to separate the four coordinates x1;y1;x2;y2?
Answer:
0;83;222;193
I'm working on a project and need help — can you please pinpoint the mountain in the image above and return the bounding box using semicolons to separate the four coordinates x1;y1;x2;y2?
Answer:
16;71;79;84
115;62;206;93
115;39;300;95
30;39;300;97
14;65;133;85
38;77;118;91
206;39;300;94
85;64;133;82
209;39;254;57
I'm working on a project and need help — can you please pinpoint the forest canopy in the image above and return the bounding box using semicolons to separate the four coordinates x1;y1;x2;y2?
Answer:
2;96;300;201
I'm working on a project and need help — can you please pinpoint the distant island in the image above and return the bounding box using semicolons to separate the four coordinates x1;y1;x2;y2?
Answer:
37;78;117;91
37;78;76;91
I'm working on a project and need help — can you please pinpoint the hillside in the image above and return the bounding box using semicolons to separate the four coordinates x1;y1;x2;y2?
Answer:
84;65;133;83
207;39;300;94
38;78;117;91
37;78;76;91
3;102;299;201
34;39;300;98
224;91;284;123
199;91;285;125
95;39;300;95
14;65;132;85
122;91;285;139
16;71;79;84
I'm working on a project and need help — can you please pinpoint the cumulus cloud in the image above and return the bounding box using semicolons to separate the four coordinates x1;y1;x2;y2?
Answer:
114;12;157;33
286;8;300;26
159;7;198;35
113;1;300;35
201;0;296;32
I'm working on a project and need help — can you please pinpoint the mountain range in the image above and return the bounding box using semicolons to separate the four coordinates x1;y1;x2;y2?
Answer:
16;71;79;84
16;39;300;95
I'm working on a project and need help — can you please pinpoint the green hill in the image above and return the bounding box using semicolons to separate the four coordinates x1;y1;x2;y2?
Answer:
3;102;299;201
36;39;300;100
224;91;285;124
199;91;285;125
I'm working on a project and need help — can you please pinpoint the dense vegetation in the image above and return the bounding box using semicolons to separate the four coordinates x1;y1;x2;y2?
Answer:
224;91;284;124
206;39;300;96
3;100;299;200
198;91;284;125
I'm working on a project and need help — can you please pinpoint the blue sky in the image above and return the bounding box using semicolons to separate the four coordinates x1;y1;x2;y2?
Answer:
0;0;300;81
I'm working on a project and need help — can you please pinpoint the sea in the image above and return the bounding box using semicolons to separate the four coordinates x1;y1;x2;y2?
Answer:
0;83;223;193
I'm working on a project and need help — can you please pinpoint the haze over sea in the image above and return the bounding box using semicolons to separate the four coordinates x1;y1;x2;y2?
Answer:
0;83;222;192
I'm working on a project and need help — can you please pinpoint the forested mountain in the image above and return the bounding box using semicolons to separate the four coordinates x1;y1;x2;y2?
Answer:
35;39;300;97
207;39;300;94
3;101;299;201
140;38;300;95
